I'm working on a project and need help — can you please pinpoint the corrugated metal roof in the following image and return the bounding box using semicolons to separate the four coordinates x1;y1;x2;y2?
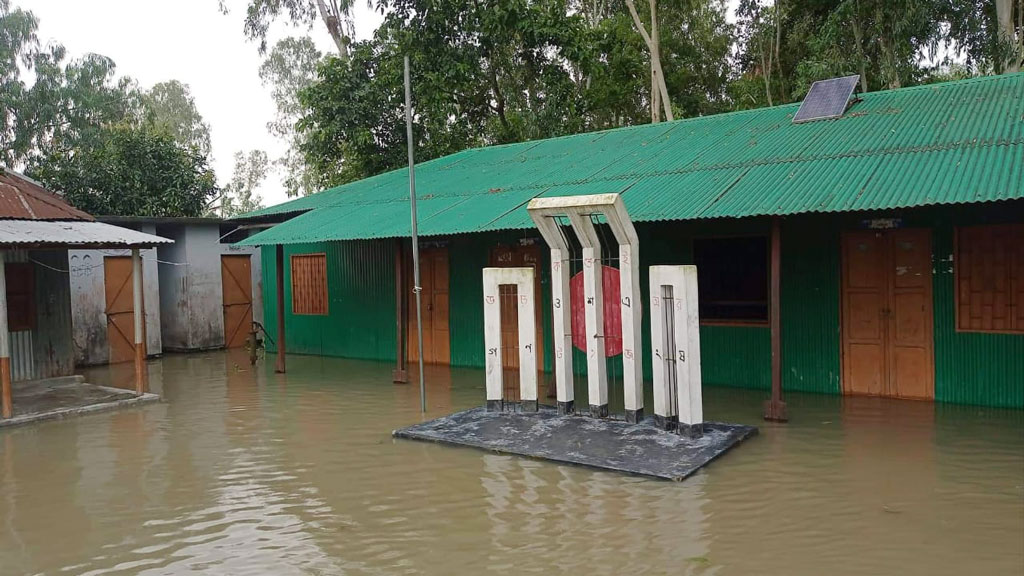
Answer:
240;73;1024;246
0;220;173;248
0;171;93;221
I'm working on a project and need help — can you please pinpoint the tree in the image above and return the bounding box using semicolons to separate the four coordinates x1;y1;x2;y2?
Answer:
142;80;212;156
226;0;360;57
28;123;218;217
624;0;673;121
259;36;322;197
217;149;268;216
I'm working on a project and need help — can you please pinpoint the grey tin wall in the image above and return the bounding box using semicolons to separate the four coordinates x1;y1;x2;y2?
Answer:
9;249;75;382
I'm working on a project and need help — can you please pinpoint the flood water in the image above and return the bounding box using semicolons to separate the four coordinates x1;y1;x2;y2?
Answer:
0;351;1021;575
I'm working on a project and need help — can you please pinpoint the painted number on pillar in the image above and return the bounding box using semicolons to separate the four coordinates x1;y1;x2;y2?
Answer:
488;348;497;356
520;295;528;305
554;298;561;309
556;347;563;359
485;295;495;305
678;350;686;362
622;296;631;308
524;344;532;352
553;261;561;271
584;258;594;268
653;296;660;308
624;349;634;360
587;296;594;305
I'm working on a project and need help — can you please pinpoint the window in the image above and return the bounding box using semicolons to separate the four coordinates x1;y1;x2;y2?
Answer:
291;253;328;315
6;262;35;331
956;223;1024;333
692;236;769;324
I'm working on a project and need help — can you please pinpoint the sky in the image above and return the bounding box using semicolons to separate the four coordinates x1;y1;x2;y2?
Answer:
26;0;384;208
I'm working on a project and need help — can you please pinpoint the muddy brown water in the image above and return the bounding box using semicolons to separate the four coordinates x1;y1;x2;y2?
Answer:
1;351;1021;575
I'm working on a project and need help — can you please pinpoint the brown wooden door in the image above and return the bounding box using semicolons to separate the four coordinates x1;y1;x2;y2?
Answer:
104;257;137;364
408;248;450;365
221;255;253;349
490;244;545;401
841;229;934;399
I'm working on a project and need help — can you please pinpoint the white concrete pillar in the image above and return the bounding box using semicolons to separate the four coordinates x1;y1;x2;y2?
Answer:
131;248;146;395
0;252;10;418
604;203;643;423
483;267;538;411
568;212;608;418
550;247;574;414
649;265;703;434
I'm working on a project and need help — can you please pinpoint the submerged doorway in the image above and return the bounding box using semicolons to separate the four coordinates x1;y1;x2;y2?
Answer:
408;247;450;365
104;256;137;365
221;255;253;349
841;229;934;399
490;244;545;402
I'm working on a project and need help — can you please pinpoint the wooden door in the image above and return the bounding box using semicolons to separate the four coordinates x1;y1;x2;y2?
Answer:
490;244;545;401
408;248;450;365
841;229;934;399
104;257;136;364
221;255;253;349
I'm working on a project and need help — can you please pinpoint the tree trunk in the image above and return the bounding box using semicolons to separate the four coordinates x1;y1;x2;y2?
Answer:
851;1;869;92
995;0;1019;73
316;0;348;59
626;0;673;122
774;0;785;101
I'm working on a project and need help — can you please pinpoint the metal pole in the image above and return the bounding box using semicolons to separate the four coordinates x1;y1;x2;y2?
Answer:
405;54;426;413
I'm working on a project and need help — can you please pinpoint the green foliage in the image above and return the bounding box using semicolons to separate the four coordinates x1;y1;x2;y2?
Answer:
218;149;268;217
1;1;220;217
142;80;212;156
296;0;735;190
259;36;322;197
29;123;218;217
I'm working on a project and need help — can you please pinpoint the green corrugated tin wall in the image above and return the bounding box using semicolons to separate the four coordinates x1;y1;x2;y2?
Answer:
928;206;1024;408
257;203;1022;408
780;216;842;394
261;240;396;361
637;220;772;389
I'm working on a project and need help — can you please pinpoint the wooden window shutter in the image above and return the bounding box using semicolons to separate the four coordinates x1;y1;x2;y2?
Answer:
6;262;36;332
956;223;1024;333
291;253;328;315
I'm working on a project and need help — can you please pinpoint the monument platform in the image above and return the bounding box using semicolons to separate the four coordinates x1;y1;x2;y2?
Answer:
393;406;757;481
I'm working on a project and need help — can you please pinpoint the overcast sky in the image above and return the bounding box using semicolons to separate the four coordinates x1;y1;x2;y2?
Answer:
26;0;384;208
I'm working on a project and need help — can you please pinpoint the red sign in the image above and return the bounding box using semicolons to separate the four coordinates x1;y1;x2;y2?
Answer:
570;266;623;357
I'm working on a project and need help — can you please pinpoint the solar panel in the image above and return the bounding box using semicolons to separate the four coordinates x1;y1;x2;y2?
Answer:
792;75;860;124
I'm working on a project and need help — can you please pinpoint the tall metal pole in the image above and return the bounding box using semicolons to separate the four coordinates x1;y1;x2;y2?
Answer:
405;55;426;413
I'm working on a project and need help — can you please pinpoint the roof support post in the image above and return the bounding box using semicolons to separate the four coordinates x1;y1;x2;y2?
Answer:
392;239;408;383
764;217;788;422
0;252;11;419
132;248;147;395
275;244;287;374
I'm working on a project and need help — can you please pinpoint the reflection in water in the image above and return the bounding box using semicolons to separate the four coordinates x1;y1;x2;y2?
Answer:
0;351;1020;575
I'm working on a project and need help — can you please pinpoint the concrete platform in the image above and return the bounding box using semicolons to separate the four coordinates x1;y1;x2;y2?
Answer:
393;406;758;481
0;376;160;429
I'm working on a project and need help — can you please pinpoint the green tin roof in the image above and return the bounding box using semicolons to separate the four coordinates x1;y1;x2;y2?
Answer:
240;73;1024;245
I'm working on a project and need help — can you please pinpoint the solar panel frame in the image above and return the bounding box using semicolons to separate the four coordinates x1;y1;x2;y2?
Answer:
792;75;860;124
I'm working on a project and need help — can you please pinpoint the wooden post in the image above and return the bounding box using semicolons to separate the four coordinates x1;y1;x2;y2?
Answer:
131;248;147;395
764;218;788;422
392;239;408;383
0;252;11;418
275;244;287;373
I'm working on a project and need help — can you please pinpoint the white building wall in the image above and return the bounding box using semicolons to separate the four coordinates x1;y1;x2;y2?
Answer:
68;232;162;366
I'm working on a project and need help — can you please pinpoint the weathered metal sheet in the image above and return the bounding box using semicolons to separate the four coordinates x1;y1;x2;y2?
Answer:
0;221;173;248
0;171;93;221
240;73;1024;246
